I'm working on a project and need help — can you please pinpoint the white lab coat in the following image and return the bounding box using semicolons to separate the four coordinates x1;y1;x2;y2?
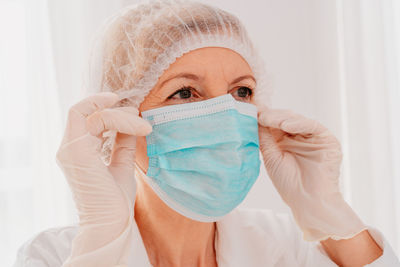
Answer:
13;208;400;267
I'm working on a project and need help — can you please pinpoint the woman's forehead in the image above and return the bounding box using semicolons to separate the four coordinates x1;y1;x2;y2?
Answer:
163;47;253;76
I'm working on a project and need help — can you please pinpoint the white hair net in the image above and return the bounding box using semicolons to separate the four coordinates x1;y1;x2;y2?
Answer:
82;0;273;164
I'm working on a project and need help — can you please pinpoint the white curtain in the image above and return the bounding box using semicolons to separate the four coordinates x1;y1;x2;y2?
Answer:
0;0;134;266
0;0;399;266
0;1;64;266
0;0;74;266
335;0;400;256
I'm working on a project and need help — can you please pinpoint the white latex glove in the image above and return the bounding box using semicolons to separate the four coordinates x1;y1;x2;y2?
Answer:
56;92;152;267
257;106;368;242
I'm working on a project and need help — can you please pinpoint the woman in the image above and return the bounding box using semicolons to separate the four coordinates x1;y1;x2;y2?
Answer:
14;0;400;266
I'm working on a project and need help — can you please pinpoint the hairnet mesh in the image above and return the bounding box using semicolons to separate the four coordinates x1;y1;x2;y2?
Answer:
82;0;273;164
84;0;272;107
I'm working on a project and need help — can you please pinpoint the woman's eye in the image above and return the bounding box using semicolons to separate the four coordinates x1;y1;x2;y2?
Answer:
233;86;253;99
166;86;253;102
167;86;196;100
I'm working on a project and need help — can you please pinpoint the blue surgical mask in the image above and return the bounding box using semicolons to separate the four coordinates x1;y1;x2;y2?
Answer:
135;93;261;222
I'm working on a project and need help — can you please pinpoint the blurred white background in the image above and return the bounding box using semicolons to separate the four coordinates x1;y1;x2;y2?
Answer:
1;0;399;266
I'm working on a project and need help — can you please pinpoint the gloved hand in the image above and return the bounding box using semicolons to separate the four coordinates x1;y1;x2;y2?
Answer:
257;106;368;242
56;92;152;267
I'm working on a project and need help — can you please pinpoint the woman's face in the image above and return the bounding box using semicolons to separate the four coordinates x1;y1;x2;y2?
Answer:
135;46;256;172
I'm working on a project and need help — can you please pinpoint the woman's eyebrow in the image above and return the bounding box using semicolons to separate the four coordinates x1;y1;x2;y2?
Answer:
231;75;256;85
158;73;257;89
159;73;200;88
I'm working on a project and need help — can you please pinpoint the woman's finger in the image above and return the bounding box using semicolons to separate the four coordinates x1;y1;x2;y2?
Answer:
258;106;294;127
280;116;327;136
71;92;120;117
258;126;283;165
108;133;138;202
110;133;137;168
86;106;153;137
258;107;327;136
60;92;120;147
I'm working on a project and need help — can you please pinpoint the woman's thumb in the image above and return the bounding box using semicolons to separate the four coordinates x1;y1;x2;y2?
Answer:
258;126;283;167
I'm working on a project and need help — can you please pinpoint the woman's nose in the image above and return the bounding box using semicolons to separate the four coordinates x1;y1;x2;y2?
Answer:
203;82;230;99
